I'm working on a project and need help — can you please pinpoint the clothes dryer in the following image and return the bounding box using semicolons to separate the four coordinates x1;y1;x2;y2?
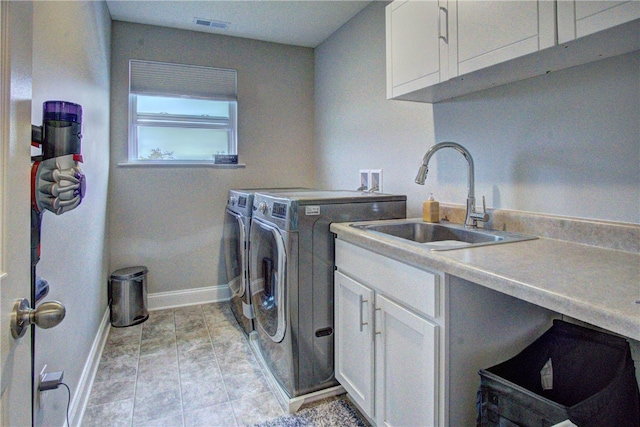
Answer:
223;189;255;335
248;190;406;399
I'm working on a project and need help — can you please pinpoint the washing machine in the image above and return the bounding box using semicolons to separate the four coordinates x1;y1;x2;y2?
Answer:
223;188;307;335
248;190;406;399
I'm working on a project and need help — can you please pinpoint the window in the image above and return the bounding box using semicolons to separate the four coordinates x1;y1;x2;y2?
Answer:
128;60;237;164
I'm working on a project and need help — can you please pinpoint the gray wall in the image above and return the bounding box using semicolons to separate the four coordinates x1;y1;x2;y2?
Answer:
433;52;639;223
109;22;315;294
31;2;111;425
315;2;640;224
315;2;435;210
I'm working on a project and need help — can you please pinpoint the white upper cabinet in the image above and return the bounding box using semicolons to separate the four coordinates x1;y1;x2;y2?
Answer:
558;0;640;43
454;1;555;76
386;0;449;98
387;0;640;102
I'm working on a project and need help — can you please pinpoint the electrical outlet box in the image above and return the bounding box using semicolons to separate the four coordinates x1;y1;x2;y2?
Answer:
358;169;383;192
370;169;383;192
38;365;47;408
359;170;369;191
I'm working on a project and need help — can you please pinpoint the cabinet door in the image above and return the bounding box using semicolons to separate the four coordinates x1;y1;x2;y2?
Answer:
335;272;375;417
375;295;439;427
558;0;640;43
455;1;555;75
386;0;449;99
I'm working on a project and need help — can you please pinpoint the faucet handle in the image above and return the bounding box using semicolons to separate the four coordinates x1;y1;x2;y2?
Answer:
471;196;490;223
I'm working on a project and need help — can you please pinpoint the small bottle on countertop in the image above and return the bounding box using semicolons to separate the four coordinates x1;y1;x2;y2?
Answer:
422;193;439;223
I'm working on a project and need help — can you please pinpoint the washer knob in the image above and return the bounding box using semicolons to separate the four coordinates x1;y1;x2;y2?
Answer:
258;202;268;214
228;196;236;205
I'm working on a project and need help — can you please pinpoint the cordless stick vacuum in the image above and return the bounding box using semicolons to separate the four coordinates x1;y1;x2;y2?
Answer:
7;101;88;427
13;101;86;340
31;101;86;271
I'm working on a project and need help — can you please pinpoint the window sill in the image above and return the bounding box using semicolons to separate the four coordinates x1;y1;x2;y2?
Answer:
117;161;246;168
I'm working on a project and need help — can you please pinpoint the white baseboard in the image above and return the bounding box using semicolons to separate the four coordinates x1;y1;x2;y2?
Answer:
71;307;110;427
147;284;231;311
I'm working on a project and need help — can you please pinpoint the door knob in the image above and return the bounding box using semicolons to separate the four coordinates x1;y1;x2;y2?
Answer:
11;298;66;339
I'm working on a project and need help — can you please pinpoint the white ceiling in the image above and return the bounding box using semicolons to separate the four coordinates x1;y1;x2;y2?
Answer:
105;0;373;48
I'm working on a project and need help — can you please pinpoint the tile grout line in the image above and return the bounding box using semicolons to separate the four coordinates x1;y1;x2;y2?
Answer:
175;308;187;427
203;304;239;427
130;324;142;427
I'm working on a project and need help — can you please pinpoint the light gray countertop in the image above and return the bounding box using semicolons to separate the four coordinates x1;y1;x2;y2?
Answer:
331;219;640;341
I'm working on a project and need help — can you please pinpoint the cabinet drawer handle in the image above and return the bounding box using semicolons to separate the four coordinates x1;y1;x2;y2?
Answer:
359;295;368;332
438;6;449;44
375;307;382;335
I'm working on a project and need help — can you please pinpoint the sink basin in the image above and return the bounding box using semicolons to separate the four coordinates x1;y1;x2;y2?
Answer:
351;220;536;250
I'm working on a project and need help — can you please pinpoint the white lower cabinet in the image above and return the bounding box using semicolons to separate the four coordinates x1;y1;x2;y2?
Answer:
335;272;375;416
335;239;444;426
334;238;559;426
374;294;438;427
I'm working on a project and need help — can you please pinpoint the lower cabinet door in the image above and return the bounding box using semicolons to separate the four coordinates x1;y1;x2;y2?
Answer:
375;294;439;427
335;272;375;417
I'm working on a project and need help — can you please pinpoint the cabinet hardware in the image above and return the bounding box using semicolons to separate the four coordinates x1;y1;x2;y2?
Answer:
359;295;368;332
438;6;449;43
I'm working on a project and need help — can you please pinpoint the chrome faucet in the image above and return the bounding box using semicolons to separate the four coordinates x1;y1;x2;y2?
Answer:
415;142;489;228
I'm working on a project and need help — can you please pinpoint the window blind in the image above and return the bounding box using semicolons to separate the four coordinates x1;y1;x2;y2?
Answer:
129;59;237;100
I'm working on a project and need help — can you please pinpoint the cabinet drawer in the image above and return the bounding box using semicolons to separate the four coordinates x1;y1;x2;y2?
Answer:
335;239;439;319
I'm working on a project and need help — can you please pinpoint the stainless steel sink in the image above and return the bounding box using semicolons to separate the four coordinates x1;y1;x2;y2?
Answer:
350;220;536;250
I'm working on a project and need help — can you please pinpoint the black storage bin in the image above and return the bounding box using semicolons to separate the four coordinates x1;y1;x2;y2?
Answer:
477;319;640;427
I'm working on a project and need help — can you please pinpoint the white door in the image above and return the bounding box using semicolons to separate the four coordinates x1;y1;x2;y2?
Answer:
1;1;34;426
375;295;438;427
334;272;375;417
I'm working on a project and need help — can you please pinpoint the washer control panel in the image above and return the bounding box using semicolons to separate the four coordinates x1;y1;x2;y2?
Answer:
272;202;287;219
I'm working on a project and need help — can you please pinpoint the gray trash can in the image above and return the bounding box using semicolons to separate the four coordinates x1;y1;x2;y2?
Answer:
109;266;149;327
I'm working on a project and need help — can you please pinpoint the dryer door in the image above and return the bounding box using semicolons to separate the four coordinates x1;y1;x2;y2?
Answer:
223;209;246;298
249;217;287;343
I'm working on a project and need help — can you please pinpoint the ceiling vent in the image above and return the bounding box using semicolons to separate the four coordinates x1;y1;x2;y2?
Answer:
194;18;230;30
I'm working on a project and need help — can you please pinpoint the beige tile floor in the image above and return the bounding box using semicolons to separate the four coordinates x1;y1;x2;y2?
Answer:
83;302;287;426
